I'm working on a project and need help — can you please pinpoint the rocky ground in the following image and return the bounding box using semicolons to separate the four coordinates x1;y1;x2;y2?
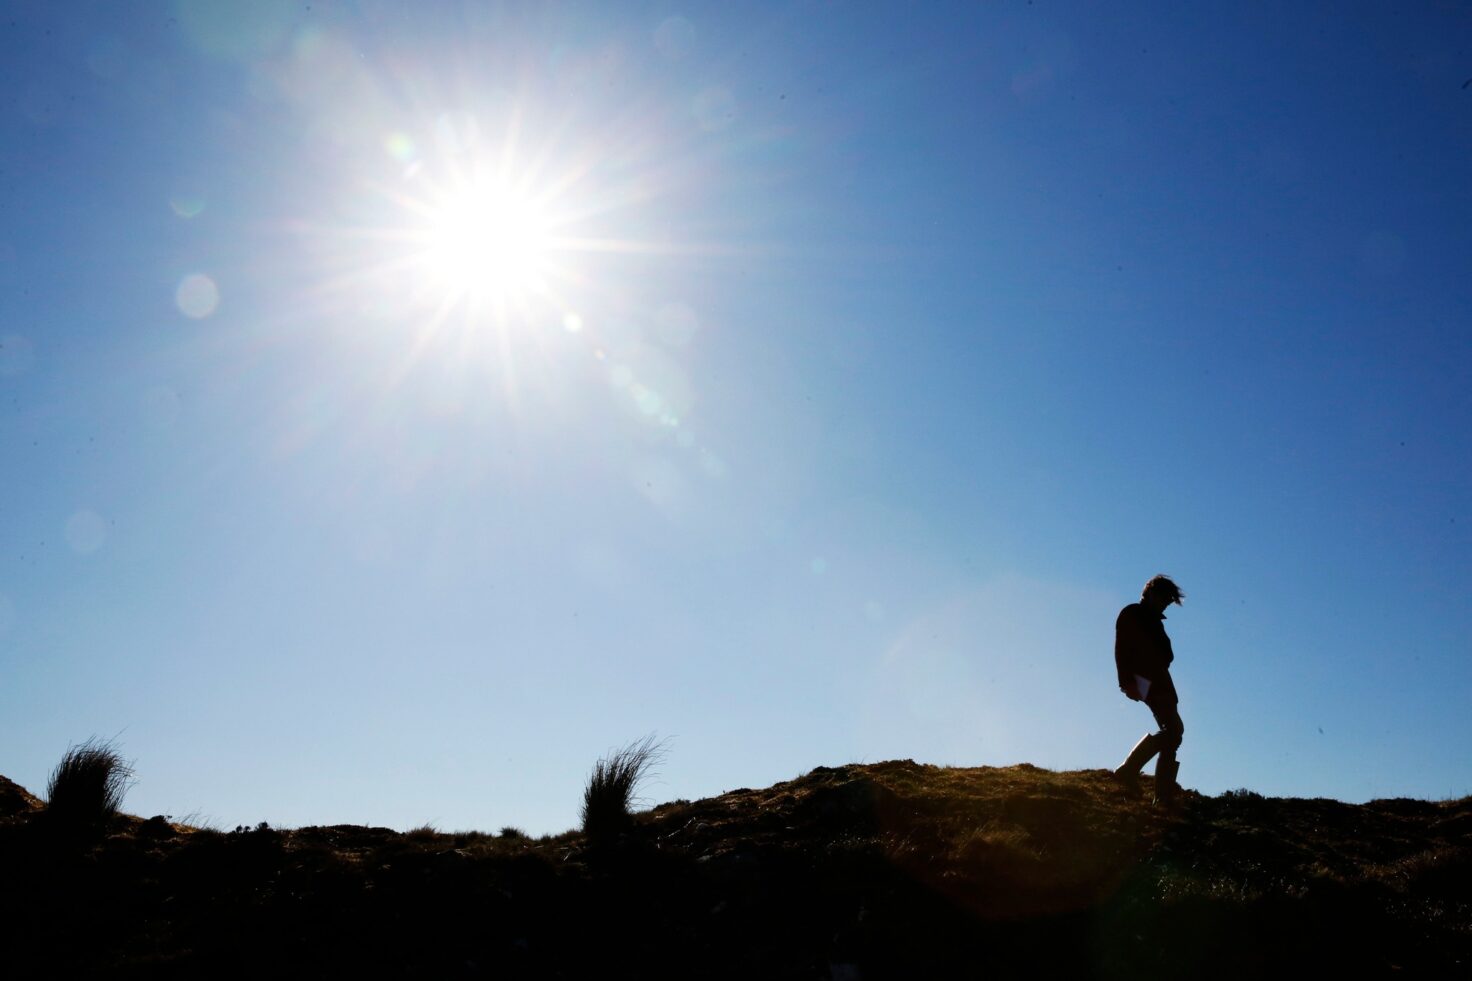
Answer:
2;763;1469;978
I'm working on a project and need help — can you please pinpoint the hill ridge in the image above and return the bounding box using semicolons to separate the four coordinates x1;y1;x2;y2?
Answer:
2;760;1469;977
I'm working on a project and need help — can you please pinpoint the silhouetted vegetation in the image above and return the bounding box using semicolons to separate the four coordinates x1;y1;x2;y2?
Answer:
2;759;1469;977
43;737;133;830
580;734;664;839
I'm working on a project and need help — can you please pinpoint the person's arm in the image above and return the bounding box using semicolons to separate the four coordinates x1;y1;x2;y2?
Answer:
1115;609;1143;698
1116;663;1138;697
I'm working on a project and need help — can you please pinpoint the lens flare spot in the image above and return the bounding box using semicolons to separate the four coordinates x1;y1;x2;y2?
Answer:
563;312;584;333
65;510;108;554
384;131;416;163
170;192;206;218
631;384;663;416
176;274;219;318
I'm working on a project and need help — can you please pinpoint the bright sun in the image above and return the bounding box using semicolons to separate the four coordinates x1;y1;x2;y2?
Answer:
310;114;636;338
420;178;554;304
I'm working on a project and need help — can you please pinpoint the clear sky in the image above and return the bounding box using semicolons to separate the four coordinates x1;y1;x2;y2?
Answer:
2;1;1469;835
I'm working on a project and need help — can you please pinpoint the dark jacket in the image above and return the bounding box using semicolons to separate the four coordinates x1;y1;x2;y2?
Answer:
1114;603;1178;707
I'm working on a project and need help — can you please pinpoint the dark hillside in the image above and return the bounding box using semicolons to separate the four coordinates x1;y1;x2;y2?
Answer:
2;761;1468;978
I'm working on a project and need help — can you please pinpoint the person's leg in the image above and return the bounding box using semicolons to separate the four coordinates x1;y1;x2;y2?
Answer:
1150;703;1183;765
1149;703;1185;804
1114;732;1160;786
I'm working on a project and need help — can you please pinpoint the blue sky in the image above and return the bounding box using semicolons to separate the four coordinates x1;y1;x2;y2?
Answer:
2;1;1469;834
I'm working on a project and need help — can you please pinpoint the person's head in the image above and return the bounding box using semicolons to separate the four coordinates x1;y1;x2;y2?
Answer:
1141;574;1184;611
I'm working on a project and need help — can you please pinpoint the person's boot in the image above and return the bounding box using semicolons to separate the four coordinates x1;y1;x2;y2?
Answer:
1153;759;1180;807
1112;734;1158;792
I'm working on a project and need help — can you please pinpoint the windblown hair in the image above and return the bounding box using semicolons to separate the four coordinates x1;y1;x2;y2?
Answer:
1142;574;1184;605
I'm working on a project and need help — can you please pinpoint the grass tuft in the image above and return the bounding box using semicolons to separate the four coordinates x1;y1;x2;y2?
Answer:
45;737;134;829
405;823;440;841
581;734;665;840
1222;788;1264;801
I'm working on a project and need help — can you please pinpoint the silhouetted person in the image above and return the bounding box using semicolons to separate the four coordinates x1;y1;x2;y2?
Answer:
1113;575;1185;805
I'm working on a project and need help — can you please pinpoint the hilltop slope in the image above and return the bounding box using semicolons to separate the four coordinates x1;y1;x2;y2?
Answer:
2;761;1468;978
